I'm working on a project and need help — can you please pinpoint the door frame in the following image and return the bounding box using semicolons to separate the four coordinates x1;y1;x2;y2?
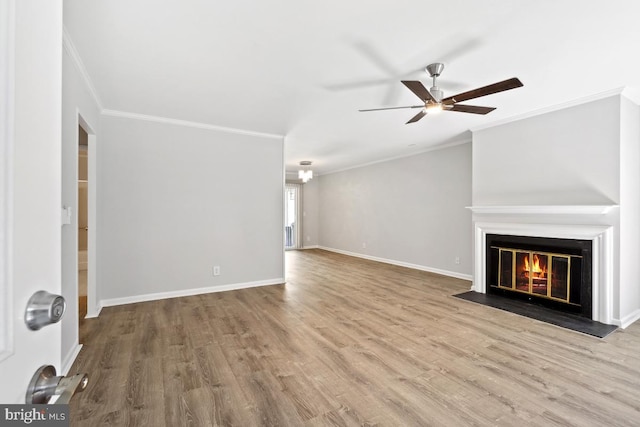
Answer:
0;0;14;362
284;183;302;250
61;111;98;374
77;112;98;318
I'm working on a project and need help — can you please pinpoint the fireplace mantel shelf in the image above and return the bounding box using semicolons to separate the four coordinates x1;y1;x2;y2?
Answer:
466;205;619;215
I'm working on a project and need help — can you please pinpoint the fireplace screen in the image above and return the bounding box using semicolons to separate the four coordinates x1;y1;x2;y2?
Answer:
486;234;591;316
492;246;580;306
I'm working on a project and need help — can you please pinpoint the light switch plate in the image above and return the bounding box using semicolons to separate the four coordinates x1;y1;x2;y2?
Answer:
61;206;72;225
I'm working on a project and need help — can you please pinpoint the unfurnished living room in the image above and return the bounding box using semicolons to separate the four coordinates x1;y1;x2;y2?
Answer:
2;1;640;426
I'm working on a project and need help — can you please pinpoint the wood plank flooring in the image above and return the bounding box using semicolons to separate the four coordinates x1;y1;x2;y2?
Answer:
69;249;640;426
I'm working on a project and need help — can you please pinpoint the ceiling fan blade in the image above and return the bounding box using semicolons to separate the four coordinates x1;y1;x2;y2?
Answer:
448;104;496;115
442;77;523;104
406;110;427;124
401;81;436;103
359;105;423;112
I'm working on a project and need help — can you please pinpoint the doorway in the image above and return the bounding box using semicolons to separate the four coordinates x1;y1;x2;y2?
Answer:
285;184;301;249
78;126;88;323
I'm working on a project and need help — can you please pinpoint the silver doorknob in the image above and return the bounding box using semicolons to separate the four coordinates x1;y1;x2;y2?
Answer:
26;365;88;404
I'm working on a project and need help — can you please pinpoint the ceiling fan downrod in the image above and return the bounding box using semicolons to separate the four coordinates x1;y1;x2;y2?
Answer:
426;63;444;102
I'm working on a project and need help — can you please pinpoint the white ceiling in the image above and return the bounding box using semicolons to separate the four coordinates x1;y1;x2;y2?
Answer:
63;1;640;175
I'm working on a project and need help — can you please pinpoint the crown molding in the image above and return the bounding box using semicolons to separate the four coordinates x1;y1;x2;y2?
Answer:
320;137;471;176
466;205;619;215
470;87;627;133
62;26;103;110
101;109;284;140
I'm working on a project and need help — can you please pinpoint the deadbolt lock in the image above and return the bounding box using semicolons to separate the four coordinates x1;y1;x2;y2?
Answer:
25;291;66;330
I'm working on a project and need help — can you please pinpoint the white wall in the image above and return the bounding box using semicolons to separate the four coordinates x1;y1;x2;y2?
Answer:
301;178;319;247
317;143;472;279
61;39;101;370
473;96;621;206
98;115;284;304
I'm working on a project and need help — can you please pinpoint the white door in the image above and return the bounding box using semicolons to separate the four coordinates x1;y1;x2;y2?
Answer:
0;0;64;403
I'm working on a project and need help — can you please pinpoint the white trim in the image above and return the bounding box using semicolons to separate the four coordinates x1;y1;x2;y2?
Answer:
300;245;319;250
472;222;614;325
84;304;102;319
281;146;286;279
84;124;98;322
320;138;471;176
99;278;285;308
467;205;618;215
0;0;14;363
621;87;640;105
61;344;82;375
101;109;284;140
62;27;103;110
618;309;640;329
318;246;473;281
470;87;626;133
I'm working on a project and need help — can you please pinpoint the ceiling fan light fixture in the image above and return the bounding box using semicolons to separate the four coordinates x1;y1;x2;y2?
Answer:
426;103;443;114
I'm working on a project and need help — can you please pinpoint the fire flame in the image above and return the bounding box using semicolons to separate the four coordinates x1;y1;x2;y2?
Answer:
524;254;546;276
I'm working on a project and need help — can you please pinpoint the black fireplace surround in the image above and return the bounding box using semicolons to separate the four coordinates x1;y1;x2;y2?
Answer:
486;234;593;318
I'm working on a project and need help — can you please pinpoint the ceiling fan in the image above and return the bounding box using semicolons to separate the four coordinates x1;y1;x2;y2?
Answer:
359;63;523;124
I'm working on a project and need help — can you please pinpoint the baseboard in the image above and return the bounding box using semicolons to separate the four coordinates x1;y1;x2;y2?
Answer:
99;278;285;308
617;308;640;329
318;246;472;281
61;343;83;375
84;304;102;319
300;245;319;250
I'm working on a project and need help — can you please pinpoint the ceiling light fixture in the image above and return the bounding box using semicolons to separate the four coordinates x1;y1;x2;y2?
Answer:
298;161;313;183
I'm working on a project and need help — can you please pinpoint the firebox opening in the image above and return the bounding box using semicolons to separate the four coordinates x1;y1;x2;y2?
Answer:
486;234;592;318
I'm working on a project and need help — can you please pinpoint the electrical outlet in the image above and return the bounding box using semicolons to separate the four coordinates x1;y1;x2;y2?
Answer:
307;236;311;241
455;257;460;265
362;242;367;249
213;266;220;276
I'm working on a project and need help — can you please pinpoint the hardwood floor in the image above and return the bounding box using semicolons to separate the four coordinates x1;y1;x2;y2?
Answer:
69;249;640;426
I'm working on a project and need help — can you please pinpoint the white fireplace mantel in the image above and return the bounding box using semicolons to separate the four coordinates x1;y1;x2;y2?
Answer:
472;221;615;325
466;205;619;215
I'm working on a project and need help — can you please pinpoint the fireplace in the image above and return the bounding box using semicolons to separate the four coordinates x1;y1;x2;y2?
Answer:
486;234;592;318
471;218;614;326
